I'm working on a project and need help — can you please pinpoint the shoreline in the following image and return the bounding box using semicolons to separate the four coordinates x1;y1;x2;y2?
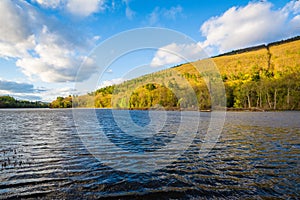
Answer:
52;107;299;112
1;106;299;112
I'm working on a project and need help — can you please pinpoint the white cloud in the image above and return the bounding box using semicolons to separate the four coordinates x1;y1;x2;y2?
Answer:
93;35;101;41
123;0;135;20
33;0;105;17
98;78;126;89
33;0;62;9
291;15;300;29
105;69;113;73
16;46;97;82
200;1;300;54
148;5;183;26
66;0;104;17
150;43;205;67
0;1;98;83
148;7;160;26
125;6;135;20
16;26;79;82
0;1;29;43
163;5;182;20
0;35;36;59
282;0;300;14
0;0;37;58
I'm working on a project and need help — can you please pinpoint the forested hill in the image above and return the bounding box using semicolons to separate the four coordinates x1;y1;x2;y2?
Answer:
214;36;300;57
55;36;300;110
0;96;49;108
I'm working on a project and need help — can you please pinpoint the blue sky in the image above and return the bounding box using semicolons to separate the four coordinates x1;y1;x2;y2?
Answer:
0;0;299;102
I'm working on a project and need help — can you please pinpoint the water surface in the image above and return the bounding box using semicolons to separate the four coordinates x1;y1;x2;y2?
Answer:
0;109;299;199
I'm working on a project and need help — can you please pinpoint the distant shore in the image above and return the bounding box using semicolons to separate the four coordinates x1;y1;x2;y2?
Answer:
2;105;298;112
45;107;299;112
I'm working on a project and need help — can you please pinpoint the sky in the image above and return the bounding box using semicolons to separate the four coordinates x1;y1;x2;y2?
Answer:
0;0;299;102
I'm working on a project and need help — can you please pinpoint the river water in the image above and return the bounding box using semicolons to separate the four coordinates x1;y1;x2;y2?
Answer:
0;109;299;199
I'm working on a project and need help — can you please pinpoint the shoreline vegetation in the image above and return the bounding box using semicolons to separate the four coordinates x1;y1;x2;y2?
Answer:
2;36;299;111
0;95;297;112
0;96;48;109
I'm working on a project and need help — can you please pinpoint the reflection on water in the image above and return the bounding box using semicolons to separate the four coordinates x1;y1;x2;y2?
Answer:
0;109;299;199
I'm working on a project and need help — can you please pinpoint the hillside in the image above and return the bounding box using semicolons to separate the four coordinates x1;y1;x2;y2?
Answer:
60;36;300;110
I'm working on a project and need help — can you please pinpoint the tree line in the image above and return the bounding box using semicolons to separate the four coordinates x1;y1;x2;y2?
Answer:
49;96;72;108
0;96;49;108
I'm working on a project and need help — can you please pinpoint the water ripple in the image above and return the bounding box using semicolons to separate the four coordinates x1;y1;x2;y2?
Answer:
0;109;299;199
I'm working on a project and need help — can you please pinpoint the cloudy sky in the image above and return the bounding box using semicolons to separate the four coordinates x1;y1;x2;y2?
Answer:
0;0;299;102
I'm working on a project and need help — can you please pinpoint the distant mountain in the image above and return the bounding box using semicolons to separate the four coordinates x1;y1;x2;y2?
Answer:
55;36;300;111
